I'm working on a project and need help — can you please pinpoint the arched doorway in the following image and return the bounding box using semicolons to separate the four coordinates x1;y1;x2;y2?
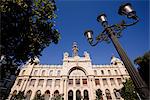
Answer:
113;89;121;99
83;90;89;100
34;90;42;99
76;90;81;100
44;90;50;100
68;90;73;100
26;90;32;100
54;90;59;98
96;89;103;100
10;90;17;100
105;89;112;100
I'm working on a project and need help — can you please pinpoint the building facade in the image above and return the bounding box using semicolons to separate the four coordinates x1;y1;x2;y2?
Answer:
9;43;130;100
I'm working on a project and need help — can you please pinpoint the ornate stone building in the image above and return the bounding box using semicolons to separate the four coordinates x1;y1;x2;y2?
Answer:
8;42;130;100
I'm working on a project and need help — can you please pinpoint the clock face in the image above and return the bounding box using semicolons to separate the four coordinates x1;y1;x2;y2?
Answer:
70;69;86;76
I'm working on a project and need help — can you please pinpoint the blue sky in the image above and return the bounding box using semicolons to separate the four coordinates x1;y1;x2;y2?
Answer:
39;0;149;67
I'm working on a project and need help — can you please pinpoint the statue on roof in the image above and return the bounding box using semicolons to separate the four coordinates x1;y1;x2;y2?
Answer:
72;42;78;57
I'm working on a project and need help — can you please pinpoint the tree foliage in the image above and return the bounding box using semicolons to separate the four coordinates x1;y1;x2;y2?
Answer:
120;79;138;100
0;0;60;78
134;51;150;87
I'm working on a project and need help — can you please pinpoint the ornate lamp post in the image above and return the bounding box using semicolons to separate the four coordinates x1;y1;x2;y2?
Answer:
84;3;149;99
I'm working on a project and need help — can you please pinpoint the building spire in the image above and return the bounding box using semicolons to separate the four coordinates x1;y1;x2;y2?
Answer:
72;42;78;57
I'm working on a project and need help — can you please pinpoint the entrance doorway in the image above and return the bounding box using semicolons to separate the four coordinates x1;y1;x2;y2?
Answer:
76;90;81;100
68;90;73;100
83;90;89;100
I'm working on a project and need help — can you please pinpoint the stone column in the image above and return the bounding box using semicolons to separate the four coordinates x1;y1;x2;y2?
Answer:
43;79;47;89
107;78;111;87
30;79;39;100
20;78;27;91
114;78;119;87
80;77;83;87
110;89;116;100
60;79;64;94
51;78;55;94
73;89;76;100
21;77;28;91
73;77;76;88
89;76;94;100
63;77;68;100
81;89;83;100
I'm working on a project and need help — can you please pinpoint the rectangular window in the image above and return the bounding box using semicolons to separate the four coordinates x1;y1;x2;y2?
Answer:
102;78;108;86
17;79;22;86
117;78;122;85
38;79;44;87
69;79;73;85
110;78;115;85
76;79;80;85
29;79;36;86
95;79;100;85
55;79;60;87
46;79;52;87
83;79;87;85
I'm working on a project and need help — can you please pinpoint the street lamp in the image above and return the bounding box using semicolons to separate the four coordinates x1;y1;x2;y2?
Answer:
84;3;149;99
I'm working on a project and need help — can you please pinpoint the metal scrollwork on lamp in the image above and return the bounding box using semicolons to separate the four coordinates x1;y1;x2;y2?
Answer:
84;3;149;99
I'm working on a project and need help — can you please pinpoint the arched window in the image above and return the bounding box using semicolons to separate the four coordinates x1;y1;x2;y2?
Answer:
57;70;61;76
84;90;89;100
113;89;121;99
42;70;46;76
105;89;112;100
95;89;103;100
68;90;73;100
26;90;32;100
10;90;17;100
44;90;50;100
101;70;104;75
76;90;81;100
49;70;53;76
34;70;38;76
94;70;97;75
